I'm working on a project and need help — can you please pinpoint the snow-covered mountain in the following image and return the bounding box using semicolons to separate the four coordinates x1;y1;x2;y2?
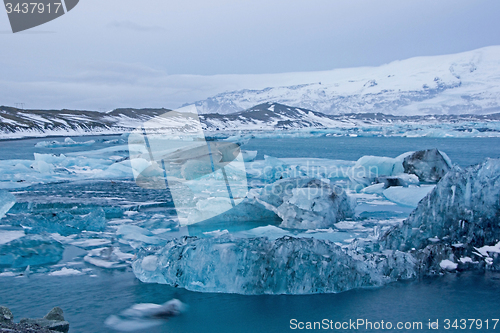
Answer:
0;106;169;138
185;46;500;115
1;103;500;139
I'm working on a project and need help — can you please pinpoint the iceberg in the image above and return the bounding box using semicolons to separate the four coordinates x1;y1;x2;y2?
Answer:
241;150;257;162
348;155;405;186
381;158;500;273
0;235;63;268
0;190;16;219
252;177;355;229
12;207;107;236
402;149;451;183
348;150;452;187
132;235;415;295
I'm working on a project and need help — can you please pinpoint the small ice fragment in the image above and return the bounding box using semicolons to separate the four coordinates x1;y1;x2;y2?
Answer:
0;190;16;219
49;267;83;276
439;259;457;271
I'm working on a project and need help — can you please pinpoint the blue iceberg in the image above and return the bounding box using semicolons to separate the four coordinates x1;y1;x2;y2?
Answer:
132;235;415;294
0;235;63;268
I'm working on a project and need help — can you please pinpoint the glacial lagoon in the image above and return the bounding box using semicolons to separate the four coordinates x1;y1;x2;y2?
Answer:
1;134;500;332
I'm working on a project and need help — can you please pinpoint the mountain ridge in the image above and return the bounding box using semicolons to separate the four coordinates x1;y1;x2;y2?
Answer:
1;102;500;139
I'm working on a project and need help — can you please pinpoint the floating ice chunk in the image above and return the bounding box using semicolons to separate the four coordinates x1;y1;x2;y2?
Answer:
402;149;451;183
361;183;385;194
84;247;134;269
104;315;163;332
0;235;63;268
254;155;305;181
239;225;290;239
105;299;186;332
475;241;500;257
459;257;474;263
121;299;186;319
349;156;404;186
241;150;257;162
49;267;83;276
276;179;355;230
439;260;458;271
70;238;112;248
251;177;355;230
0;229;25;245
18;207;107;236
35;137;95;148
116;225;164;246
133;236;415;294
375;174;420;188
0;190;16;219
203;229;229;237
382;185;435;208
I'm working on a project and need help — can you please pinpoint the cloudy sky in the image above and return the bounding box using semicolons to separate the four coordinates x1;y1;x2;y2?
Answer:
1;0;499;110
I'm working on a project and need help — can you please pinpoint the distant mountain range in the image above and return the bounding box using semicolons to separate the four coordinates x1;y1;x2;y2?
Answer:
1;102;500;139
184;46;500;115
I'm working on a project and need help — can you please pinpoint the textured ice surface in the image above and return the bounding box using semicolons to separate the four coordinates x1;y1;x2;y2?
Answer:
349;150;452;187
382;185;435;208
0;190;15;219
0;235;63;268
10;207;107;236
402;149;452;183
133;235;416;294
277;180;355;229
349;155;406;186
381;158;500;273
241;150;257;162
252;177;355;229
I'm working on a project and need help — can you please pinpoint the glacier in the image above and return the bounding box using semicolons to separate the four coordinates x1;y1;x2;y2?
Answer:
185;46;500;116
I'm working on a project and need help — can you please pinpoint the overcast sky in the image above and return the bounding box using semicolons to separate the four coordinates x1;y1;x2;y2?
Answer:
1;0;499;110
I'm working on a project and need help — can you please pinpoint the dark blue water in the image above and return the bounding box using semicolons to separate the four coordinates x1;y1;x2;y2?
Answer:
1;271;499;332
244;137;500;167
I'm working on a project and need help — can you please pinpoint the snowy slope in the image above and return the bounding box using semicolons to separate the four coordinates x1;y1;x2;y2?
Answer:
185;46;500;115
